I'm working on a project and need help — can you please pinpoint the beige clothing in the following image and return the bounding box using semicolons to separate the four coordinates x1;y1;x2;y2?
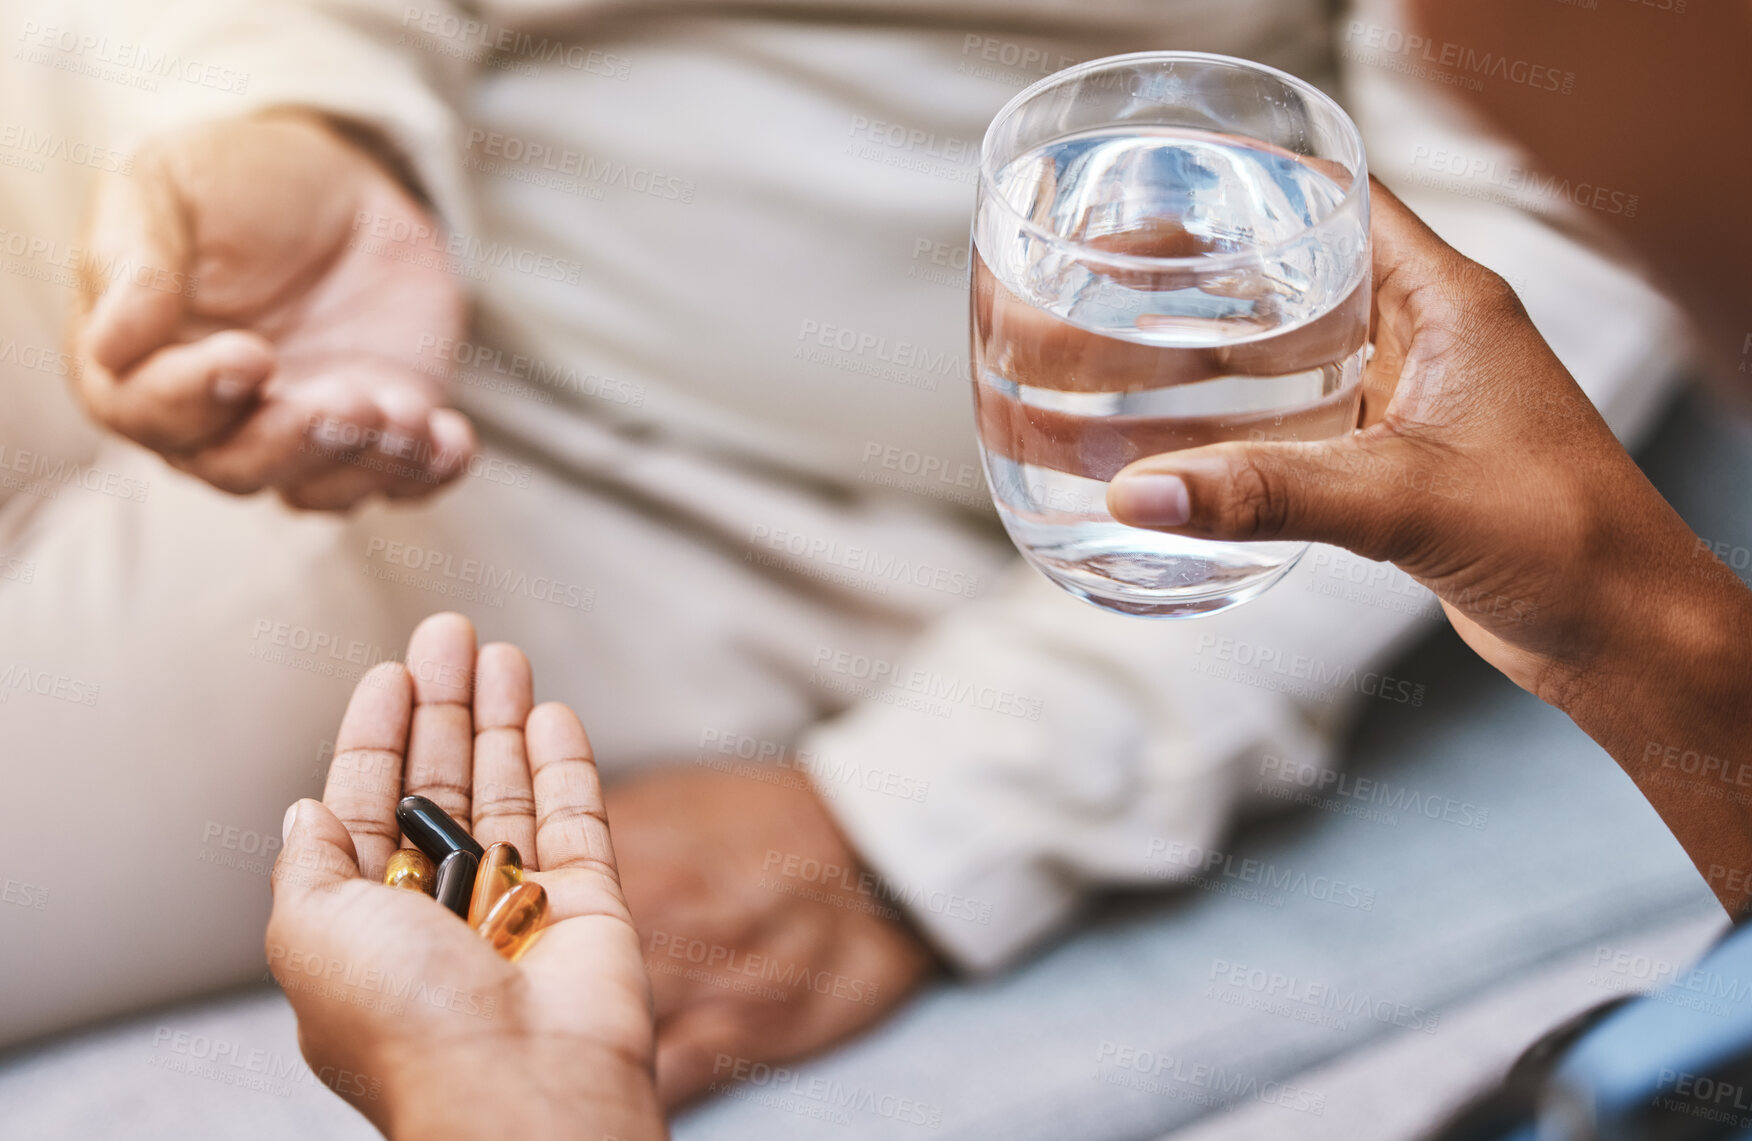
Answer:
0;0;1683;1046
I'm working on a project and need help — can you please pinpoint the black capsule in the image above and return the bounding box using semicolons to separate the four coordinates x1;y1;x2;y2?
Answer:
433;849;480;918
396;795;484;863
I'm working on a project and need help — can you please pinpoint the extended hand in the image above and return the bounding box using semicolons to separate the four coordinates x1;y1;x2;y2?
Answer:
269;614;664;1140
1107;180;1717;708
606;767;939;1106
73;113;476;511
1107;182;1752;914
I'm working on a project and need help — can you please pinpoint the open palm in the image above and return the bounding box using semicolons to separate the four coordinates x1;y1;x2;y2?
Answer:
269;614;662;1138
74;113;475;510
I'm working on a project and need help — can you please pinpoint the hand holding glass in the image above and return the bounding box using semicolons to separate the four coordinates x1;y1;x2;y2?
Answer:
970;52;1371;616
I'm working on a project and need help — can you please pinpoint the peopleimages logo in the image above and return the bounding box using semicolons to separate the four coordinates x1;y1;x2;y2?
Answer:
16;21;251;94
417;333;646;408
364;537;593;611
749;524;981;598
1194;634;1427;707
1145;838;1377;911
0;123;132;173
350;211;587;285
809;646;1044;721
1258;754;1489;830
698;729;931;804
1205;959;1440;1033
1408;145;1639;218
1341;20;1576;95
1094;1041;1326;1115
646;931;883;1006
711;1054;945;1129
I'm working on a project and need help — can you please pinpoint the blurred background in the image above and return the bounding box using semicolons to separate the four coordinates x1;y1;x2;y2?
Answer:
0;0;1745;1137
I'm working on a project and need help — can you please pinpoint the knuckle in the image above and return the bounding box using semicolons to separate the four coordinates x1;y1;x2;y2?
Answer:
197;465;263;497
537;802;611;835
1223;455;1289;540
278;487;322;512
335;814;400;847
1454;262;1526;325
473;803;536;828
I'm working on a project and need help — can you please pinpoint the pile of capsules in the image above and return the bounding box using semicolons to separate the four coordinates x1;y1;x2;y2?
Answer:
384;794;549;961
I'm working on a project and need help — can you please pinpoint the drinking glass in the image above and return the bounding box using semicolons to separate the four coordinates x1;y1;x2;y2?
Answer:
971;51;1370;617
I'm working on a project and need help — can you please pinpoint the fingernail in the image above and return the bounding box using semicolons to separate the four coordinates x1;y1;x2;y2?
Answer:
1110;474;1191;526
213;370;255;403
282;802;301;846
426;409;474;475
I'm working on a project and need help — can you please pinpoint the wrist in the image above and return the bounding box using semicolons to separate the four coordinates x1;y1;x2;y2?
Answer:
1530;463;1749;722
379;1035;665;1141
1560;552;1752;745
1554;560;1752;913
254;107;433;210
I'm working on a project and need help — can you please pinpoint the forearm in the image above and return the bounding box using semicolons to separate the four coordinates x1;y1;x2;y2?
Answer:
1557;516;1752;916
73;0;477;233
381;1037;667;1141
802;557;1437;971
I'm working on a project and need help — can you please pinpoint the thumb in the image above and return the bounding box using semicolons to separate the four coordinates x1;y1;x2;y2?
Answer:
272;798;362;905
79;165;191;376
654;1005;749;1107
1106;433;1433;565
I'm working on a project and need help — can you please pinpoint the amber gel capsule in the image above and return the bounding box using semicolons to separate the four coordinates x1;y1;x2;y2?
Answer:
467;842;524;927
477;881;548;961
383;849;436;896
433;849;480;918
396;795;484;864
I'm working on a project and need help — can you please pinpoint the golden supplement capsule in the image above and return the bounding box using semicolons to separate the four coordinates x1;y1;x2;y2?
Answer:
467;842;524;927
383;848;436;896
476;881;547;962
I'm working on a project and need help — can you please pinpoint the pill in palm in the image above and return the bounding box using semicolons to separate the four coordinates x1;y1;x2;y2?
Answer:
396;795;484;863
383;848;436;895
433;848;480;918
468;842;524;927
476;881;548;962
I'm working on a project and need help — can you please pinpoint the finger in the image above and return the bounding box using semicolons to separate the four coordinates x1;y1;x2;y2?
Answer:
402;613;477;825
1103;184;1488;559
470;643;537;857
1106;431;1435;564
382;407;476;500
1356;180;1485;432
177;382;384;496
1365;178;1482;359
78;162;190;374
272;798;362;906
276;438;456;514
526;702;618;885
654;1002;763;1108
278;461;398;513
86;330;276;454
358;405;476;503
259;378;466;507
645;957;690;1022
323;661;413;880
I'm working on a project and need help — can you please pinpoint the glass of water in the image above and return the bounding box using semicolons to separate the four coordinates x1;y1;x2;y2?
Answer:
971;51;1370;617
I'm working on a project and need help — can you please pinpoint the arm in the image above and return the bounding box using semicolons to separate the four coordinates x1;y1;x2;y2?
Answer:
799;144;1691;972
1557;557;1752;912
73;0;478;229
796;559;1424;970
1108;182;1752;916
54;0;492;508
